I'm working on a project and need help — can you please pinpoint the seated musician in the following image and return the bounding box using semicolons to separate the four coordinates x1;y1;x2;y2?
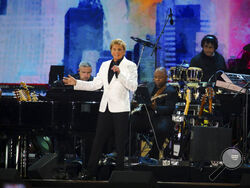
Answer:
189;34;227;82
131;67;178;160
52;61;93;87
52;62;94;170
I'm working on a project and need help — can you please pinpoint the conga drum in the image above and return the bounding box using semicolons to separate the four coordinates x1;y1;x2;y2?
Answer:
169;67;187;81
186;67;203;82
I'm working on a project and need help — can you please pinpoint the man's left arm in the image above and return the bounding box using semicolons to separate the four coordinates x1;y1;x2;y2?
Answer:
117;62;138;92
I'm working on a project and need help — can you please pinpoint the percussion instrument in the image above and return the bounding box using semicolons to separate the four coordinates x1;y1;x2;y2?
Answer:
172;111;184;123
169;67;187;81
175;102;200;116
186;67;203;82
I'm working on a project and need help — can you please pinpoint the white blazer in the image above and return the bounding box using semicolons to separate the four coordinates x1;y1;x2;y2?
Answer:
74;57;138;113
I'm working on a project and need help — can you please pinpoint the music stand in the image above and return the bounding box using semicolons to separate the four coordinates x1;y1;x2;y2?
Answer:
48;65;64;85
134;86;152;106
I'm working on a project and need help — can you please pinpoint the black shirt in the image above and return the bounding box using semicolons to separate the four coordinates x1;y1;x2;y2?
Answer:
108;57;123;83
189;51;226;82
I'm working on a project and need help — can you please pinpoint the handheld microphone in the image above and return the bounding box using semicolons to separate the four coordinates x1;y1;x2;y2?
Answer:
169;8;174;25
113;65;118;78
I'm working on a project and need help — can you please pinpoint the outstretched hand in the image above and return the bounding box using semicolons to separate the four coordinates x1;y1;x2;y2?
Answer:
63;75;77;86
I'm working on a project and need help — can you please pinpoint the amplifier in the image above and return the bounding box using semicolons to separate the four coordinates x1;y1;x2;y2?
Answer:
189;126;232;161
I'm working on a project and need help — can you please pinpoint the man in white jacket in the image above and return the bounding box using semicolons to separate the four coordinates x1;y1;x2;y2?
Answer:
63;38;138;179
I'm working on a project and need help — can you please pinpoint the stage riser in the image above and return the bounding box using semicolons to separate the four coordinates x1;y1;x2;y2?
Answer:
18;181;242;188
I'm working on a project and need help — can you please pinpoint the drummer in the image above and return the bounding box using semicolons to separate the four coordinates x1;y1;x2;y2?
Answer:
189;34;227;82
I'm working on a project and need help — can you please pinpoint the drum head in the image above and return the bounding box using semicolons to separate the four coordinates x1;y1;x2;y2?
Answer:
187;67;203;82
169;67;187;81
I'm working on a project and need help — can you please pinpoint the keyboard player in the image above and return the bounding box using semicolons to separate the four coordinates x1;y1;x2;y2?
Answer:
52;62;93;87
189;34;227;82
51;61;94;168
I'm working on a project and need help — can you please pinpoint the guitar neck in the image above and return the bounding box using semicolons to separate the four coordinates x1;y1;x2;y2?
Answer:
184;101;190;116
151;93;167;101
198;95;206;117
184;89;191;116
208;99;212;113
207;87;214;114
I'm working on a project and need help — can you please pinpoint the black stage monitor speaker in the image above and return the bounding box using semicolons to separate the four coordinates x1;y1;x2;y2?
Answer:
28;153;58;179
241;174;250;187
189;127;232;161
109;170;157;188
0;168;20;182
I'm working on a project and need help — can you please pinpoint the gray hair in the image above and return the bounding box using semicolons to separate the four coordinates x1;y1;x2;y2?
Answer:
79;62;92;68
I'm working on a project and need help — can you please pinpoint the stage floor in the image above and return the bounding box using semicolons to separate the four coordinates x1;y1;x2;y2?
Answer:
21;179;242;188
1;163;250;188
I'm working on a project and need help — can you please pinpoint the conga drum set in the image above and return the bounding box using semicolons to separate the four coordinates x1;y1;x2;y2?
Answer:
169;66;206;121
169;66;203;83
169;66;203;102
168;66;207;160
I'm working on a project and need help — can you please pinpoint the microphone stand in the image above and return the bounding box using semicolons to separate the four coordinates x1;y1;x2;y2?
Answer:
150;11;171;68
233;82;249;162
131;36;154;69
242;83;249;161
129;11;172;163
137;45;146;69
128;37;154;168
244;83;249;162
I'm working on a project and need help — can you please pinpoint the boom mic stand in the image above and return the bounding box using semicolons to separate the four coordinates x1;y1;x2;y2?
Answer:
130;36;155;69
129;15;168;165
136;43;146;69
151;8;172;67
128;37;152;168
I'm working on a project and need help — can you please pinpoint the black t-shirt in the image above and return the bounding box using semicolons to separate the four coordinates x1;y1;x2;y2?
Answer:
189;51;226;82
